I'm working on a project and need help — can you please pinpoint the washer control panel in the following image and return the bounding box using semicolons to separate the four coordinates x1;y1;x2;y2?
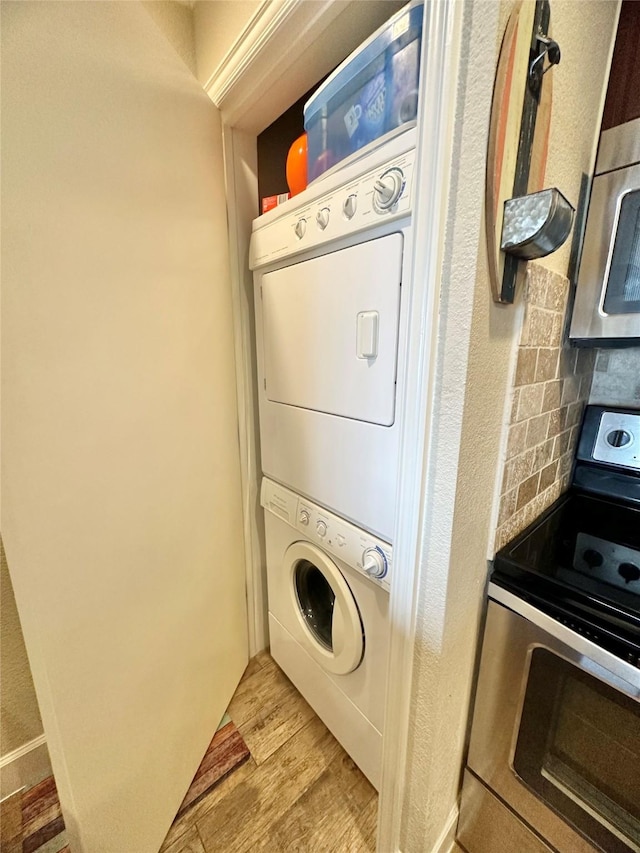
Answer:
261;477;392;589
250;130;416;270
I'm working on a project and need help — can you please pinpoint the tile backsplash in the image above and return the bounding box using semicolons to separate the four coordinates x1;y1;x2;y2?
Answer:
590;349;640;407
494;263;595;552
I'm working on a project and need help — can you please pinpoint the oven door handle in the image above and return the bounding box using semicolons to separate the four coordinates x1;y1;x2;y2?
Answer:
489;582;640;697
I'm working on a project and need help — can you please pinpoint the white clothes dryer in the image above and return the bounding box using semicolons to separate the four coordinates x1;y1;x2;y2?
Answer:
250;130;416;542
261;477;391;789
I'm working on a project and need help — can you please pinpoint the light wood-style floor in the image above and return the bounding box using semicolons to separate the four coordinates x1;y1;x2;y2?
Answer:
160;651;378;853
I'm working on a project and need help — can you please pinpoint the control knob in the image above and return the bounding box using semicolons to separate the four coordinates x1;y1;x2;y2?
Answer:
373;168;404;211
316;520;327;537
606;429;632;448
362;546;387;580
582;548;603;570
619;562;640;584
299;509;310;526
343;194;357;219
294;218;307;239
316;208;330;230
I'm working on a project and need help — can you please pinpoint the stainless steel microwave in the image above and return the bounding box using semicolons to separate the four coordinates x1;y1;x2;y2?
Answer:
570;117;640;346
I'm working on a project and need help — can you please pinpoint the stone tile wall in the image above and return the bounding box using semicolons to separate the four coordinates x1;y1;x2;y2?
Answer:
590;349;640;406
494;263;596;552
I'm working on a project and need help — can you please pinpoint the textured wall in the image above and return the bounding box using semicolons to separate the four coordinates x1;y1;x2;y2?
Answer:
402;2;507;848
3;3;248;848
590;349;640;406
402;2;618;851
540;1;620;276
2;0;198;770
193;1;261;86
142;1;197;75
0;540;44;758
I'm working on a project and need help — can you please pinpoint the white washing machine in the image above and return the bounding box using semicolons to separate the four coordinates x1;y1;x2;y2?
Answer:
261;477;391;789
250;129;416;542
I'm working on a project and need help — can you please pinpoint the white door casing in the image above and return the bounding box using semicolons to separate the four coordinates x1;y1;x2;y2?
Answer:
212;1;468;850
1;3;248;851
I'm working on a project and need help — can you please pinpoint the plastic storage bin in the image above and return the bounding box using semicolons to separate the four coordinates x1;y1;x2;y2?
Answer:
304;0;423;183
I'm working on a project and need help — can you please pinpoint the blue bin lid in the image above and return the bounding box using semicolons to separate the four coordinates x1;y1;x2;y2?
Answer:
304;0;424;124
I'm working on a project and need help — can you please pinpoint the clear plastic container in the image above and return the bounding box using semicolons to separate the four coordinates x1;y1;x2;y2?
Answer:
304;0;423;183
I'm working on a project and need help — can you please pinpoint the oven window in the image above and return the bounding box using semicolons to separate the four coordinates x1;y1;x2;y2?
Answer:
513;648;640;853
603;189;640;315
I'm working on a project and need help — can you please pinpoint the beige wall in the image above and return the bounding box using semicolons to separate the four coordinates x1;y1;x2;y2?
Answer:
0;540;43;758
540;1;620;278
193;0;262;86
401;1;618;850
142;1;197;75
2;2;248;849
1;0;198;777
0;0;227;781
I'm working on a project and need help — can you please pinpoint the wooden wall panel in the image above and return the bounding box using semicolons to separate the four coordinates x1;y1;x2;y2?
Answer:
602;0;640;130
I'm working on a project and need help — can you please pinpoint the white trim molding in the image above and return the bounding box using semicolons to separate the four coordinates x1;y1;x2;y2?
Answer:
205;0;342;130
204;0;401;134
433;806;460;853
222;123;268;655
210;0;468;846
204;0;302;104
0;735;51;798
377;0;466;850
393;806;460;853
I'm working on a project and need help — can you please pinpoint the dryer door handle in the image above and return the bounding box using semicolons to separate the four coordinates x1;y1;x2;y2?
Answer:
356;311;379;359
332;601;346;654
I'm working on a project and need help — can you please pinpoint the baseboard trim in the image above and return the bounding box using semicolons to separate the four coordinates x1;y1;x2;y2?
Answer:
0;735;51;798
394;805;460;853
433;805;460;853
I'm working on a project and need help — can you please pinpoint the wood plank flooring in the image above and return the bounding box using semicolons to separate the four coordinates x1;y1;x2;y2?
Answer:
21;776;66;853
160;651;378;853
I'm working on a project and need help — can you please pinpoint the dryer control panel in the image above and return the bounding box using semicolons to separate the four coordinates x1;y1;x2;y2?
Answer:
250;129;416;270
261;477;392;590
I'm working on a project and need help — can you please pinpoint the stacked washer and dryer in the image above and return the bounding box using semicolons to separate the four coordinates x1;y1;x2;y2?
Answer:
249;127;416;789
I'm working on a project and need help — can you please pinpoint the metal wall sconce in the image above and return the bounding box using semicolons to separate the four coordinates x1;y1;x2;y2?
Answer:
501;188;574;260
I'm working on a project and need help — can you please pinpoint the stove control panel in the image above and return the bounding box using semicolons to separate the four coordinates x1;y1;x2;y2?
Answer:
260;477;391;589
572;532;640;592
593;410;640;470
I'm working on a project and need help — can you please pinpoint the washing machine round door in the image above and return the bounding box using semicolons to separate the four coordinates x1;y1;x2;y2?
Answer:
285;541;364;675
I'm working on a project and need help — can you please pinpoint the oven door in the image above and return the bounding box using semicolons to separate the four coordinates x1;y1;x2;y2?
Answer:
570;163;640;344
465;586;640;853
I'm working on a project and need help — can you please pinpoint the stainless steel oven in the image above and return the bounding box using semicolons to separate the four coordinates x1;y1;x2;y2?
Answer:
570;118;640;345
459;406;640;853
460;589;639;853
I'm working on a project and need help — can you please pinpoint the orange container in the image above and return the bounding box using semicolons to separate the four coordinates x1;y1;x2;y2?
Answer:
285;133;308;196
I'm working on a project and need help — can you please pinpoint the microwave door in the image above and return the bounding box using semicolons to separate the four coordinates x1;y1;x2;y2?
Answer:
602;189;640;315
570;162;640;345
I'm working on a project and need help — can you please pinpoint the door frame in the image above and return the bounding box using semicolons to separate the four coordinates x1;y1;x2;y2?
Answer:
206;1;464;848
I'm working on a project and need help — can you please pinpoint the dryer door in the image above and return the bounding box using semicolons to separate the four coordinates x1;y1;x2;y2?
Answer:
285;541;364;675
261;233;403;426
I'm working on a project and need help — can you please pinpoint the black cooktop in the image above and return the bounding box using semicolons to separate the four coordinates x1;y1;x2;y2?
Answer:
492;406;640;667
